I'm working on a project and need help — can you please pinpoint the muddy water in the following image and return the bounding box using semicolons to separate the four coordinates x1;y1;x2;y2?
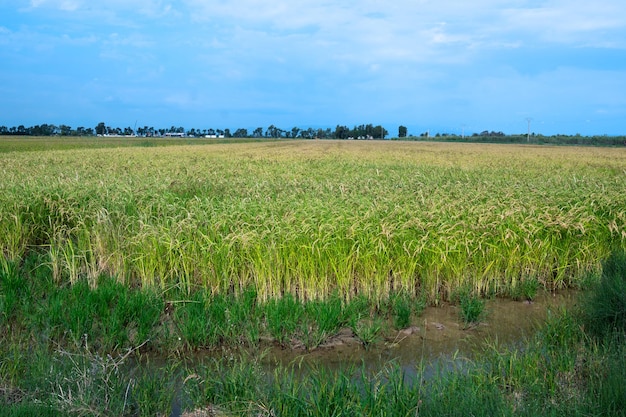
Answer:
165;291;576;416
259;291;577;376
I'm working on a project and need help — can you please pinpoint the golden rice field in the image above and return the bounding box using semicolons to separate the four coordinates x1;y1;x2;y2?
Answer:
1;139;625;303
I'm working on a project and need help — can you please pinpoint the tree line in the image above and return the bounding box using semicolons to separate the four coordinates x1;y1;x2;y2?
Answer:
1;123;624;146
0;123;390;139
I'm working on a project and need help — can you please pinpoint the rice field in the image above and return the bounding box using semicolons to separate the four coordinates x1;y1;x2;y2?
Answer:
1;139;625;303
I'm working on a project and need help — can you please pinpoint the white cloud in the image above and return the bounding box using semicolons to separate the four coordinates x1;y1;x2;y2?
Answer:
500;0;626;46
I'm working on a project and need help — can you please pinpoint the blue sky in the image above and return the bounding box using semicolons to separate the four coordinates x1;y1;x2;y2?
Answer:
1;1;625;136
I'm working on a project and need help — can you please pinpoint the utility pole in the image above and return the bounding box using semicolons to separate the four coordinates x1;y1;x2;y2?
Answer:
525;118;532;142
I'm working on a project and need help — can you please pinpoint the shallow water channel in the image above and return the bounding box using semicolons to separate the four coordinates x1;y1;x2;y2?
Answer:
161;291;575;416
260;290;576;377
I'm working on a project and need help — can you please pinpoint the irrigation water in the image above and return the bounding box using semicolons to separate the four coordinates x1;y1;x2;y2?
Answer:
259;290;576;375
148;291;575;417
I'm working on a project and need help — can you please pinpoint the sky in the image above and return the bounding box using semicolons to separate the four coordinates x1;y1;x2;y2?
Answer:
1;1;625;136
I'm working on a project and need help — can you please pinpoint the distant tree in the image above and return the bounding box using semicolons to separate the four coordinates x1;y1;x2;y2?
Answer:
398;125;408;138
234;128;248;138
58;125;72;136
224;128;232;138
96;122;106;135
373;125;388;139
334;125;350;139
265;125;282;138
301;128;314;139
291;127;300;139
253;127;263;138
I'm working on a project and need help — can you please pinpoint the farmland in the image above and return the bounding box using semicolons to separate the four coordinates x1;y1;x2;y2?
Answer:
1;139;624;301
1;137;626;416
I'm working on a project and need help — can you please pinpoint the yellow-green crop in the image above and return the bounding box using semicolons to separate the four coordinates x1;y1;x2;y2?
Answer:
1;139;624;302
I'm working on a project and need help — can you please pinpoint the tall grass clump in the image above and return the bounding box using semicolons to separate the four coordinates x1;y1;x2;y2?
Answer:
583;249;626;337
452;286;486;326
40;276;163;351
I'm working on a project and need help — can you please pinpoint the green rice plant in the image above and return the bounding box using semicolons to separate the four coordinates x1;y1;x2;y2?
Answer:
342;294;371;323
460;296;485;326
174;292;211;349
303;293;344;347
455;287;486;327
511;275;540;301
414;295;427;318
264;294;304;346
44;281;94;345
222;287;261;346
108;283;163;347
390;291;412;330
350;317;382;349
33;276;163;351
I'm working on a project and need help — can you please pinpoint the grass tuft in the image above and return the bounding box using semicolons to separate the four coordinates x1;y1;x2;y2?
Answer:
583;249;626;337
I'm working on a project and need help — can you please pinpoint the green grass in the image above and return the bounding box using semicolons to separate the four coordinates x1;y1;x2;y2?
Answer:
1;253;438;355
3;290;625;416
583;249;626;337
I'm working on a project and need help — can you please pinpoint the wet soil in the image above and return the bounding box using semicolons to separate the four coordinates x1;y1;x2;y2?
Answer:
260;290;577;373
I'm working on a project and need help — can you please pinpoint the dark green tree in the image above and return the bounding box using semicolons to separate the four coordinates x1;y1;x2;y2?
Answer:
96;122;106;135
398;125;408;138
234;128;248;138
334;125;351;139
